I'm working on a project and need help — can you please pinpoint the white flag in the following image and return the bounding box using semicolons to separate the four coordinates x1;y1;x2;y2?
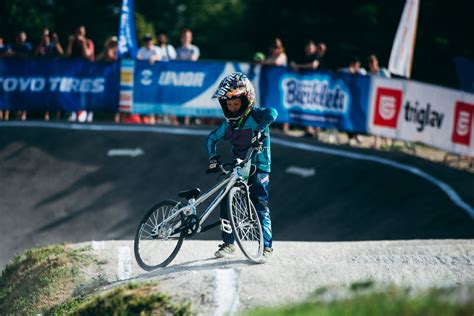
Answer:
388;0;420;78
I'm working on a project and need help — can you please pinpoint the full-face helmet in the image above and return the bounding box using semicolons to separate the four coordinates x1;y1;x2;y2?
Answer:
212;72;256;128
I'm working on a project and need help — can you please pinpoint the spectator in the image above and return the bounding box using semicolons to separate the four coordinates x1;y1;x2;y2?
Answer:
66;26;95;123
260;38;287;66
96;36;120;123
37;29;64;121
367;54;390;78
339;56;367;75
10;31;32;120
11;31;32;58
157;33;176;61
67;25;95;61
176;28;200;61
96;36;120;121
35;28;64;57
339;56;367;144
288;40;321;136
136;33;161;65
177;28;200;125
0;36;11;56
96;36;118;62
367;54;392;148
290;40;319;71
315;42;327;70
136;34;161;124
155;33;179;125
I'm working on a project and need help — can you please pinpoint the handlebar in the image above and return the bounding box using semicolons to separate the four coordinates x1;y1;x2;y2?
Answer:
205;147;258;176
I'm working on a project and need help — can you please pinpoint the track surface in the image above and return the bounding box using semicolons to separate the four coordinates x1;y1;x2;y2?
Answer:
80;239;474;315
1;122;474;269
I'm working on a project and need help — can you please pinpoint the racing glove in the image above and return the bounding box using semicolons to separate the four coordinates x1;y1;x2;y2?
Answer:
207;156;221;173
251;130;266;148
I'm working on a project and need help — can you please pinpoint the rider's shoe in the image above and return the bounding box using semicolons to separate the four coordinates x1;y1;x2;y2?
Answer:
261;247;273;262
214;243;236;258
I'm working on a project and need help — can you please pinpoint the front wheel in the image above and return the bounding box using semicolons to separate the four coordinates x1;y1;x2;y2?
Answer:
228;186;264;262
134;200;184;270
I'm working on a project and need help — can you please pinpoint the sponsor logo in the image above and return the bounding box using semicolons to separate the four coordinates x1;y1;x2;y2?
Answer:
403;101;444;132
140;69;153;86
281;77;349;112
373;87;402;128
158;71;205;87
452;101;474;146
0;77;105;93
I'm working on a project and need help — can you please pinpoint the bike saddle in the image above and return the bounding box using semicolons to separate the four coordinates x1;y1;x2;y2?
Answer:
178;188;201;200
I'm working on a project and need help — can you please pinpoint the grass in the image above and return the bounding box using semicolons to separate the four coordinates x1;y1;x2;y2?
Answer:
0;244;191;316
0;244;92;315
242;282;474;316
49;282;191;316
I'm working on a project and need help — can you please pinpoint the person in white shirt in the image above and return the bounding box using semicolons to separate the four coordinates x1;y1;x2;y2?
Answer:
339;56;367;75
137;34;161;64
176;28;200;61
157;33;176;61
177;28;200;125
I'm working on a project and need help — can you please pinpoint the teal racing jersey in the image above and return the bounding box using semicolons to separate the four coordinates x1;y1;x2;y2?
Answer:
206;107;278;172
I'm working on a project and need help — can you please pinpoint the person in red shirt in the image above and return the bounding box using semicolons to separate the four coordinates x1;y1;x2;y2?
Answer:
66;25;94;61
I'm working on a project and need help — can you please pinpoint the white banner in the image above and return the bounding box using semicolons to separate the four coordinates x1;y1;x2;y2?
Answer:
368;77;474;156
388;0;420;78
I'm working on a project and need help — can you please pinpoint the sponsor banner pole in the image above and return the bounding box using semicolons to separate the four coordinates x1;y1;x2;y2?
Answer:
117;0;138;113
388;0;420;78
119;59;135;113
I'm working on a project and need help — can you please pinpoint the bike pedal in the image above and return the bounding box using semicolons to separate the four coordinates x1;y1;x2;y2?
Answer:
220;219;232;234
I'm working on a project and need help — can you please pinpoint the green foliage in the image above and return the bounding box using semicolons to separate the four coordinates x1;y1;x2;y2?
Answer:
0;245;91;315
242;285;474;316
50;282;191;316
135;12;156;45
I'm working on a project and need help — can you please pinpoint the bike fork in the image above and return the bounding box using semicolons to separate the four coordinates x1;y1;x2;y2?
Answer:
243;184;255;221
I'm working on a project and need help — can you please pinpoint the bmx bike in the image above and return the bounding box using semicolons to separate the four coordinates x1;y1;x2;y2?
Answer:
134;147;264;271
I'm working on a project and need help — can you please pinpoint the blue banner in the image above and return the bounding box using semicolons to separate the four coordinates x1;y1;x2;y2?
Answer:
117;0;138;58
259;66;371;132
0;58;119;112
132;60;260;117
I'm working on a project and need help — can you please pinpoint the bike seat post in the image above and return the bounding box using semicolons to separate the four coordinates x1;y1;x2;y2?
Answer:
188;198;196;215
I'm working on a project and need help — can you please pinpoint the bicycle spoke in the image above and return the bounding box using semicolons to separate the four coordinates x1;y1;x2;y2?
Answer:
228;187;263;262
134;202;184;270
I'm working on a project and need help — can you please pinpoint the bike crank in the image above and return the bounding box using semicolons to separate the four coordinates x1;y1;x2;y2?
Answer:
182;214;199;237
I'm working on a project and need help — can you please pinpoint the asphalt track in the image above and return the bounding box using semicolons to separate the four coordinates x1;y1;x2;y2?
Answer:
1;121;474;269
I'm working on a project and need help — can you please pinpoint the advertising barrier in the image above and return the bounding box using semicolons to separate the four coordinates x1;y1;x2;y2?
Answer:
0;58;119;112
368;77;474;156
130;60;260;117
0;57;472;156
259;66;371;132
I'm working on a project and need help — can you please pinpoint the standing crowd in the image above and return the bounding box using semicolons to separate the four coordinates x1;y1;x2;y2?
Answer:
1;27;392;147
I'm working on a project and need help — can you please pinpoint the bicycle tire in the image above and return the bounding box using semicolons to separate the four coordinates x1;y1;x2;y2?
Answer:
228;186;264;262
134;200;184;270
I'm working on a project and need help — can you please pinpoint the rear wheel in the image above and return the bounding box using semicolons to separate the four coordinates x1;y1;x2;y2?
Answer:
134;200;184;270
228;186;264;262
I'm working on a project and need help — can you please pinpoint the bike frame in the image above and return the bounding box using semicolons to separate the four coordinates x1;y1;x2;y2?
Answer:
194;168;239;231
157;162;249;235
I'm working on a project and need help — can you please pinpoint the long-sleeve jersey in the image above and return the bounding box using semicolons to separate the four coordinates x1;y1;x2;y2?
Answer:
206;107;278;172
